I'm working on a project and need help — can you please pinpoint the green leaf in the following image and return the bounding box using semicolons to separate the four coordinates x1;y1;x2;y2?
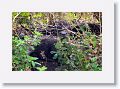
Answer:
91;57;97;62
50;51;56;54
24;36;30;41
12;12;18;17
33;13;43;18
92;37;97;48
34;62;41;66
32;61;36;67
36;66;47;71
92;63;98;70
86;32;91;36
53;54;58;59
29;57;38;61
98;67;102;71
20;12;30;17
55;41;63;49
34;31;43;36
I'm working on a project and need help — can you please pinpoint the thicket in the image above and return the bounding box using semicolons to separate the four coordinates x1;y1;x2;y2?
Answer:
12;12;102;71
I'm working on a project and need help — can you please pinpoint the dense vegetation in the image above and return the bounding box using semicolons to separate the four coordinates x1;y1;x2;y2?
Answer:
12;12;102;71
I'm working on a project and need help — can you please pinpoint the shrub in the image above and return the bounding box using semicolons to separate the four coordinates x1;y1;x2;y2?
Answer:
52;31;102;71
12;31;47;71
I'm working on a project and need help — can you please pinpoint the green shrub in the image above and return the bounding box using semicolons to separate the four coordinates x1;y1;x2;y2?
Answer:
12;31;46;71
52;32;102;71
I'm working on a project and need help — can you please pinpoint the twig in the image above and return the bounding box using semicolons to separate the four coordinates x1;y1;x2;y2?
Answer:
12;12;21;22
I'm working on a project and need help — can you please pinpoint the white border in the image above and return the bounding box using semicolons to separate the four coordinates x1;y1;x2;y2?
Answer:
0;0;114;83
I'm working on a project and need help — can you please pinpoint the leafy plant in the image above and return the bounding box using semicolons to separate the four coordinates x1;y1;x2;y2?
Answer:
52;30;102;71
12;31;43;71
